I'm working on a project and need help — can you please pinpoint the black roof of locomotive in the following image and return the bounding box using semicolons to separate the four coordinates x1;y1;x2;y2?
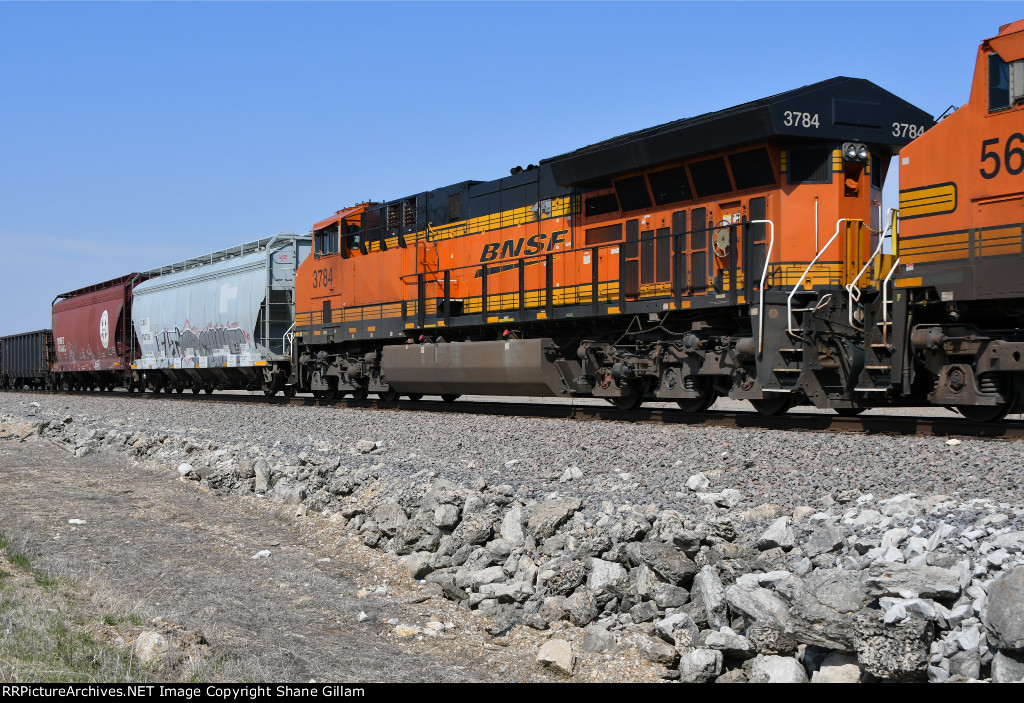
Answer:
543;77;934;187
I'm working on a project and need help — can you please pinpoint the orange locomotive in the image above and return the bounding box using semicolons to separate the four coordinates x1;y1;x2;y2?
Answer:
896;19;1024;420
291;76;935;414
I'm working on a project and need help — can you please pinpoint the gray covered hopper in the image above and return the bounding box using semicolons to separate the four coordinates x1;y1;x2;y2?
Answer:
130;235;310;392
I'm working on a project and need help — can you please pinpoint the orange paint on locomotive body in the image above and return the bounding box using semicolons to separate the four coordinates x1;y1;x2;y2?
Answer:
898;20;1024;276
295;141;880;331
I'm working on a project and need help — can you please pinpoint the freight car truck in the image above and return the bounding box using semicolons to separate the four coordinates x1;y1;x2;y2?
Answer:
130;235;311;395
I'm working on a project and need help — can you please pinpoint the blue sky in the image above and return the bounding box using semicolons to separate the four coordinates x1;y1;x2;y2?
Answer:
0;1;1016;335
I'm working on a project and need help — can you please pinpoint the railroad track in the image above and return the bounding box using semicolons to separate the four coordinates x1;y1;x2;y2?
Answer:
6;388;1023;440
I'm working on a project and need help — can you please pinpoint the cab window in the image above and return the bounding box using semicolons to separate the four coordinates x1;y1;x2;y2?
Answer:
990;52;1011;112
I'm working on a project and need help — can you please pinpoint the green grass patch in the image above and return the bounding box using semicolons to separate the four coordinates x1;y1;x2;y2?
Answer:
33;573;57;589
9;552;31;570
0;530;153;683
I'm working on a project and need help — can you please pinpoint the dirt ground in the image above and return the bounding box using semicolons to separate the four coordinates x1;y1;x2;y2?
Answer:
0;436;577;683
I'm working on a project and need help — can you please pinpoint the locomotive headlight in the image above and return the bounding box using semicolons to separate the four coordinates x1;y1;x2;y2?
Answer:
842;142;868;162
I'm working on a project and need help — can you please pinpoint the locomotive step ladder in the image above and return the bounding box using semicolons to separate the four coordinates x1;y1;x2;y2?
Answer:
851;211;901;394
758;291;814;393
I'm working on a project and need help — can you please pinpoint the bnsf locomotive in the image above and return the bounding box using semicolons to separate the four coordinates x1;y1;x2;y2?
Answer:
292;73;930;415
2;20;1022;422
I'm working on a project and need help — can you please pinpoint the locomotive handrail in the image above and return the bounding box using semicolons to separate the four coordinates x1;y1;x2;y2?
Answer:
787;219;850;336
845;208;896;330
283;322;295;358
882;257;901;344
749;219;775;356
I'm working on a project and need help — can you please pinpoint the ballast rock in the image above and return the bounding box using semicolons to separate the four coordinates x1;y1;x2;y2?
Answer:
7;392;1024;684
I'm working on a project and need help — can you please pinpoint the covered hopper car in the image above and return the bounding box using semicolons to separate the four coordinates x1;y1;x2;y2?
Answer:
130;234;311;394
52;274;147;391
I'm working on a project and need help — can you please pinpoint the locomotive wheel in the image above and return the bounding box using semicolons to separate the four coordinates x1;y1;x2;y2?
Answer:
957;402;1015;423
610;391;644;411
676;385;717;413
749;396;793;416
834;407;865;417
378;389;400;401
406;394;424;401
440;394;460;403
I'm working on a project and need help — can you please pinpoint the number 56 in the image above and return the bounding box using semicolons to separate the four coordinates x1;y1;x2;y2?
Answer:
980;133;1024;179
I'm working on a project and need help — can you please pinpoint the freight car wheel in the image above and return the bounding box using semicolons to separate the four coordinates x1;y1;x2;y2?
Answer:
191;384;202;394
350;387;369;401
378;389;400;401
834;407;865;417
285;386;296;398
406;394;424;401
441;394;461;403
749;396;793;416
204;386;213;394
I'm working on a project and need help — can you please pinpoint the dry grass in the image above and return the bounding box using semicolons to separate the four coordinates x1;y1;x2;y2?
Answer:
0;531;152;683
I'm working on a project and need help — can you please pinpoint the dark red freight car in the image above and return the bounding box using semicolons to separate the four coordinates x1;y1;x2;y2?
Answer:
51;274;148;391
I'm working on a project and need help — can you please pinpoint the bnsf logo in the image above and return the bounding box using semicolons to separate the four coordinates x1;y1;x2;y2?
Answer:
480;230;568;262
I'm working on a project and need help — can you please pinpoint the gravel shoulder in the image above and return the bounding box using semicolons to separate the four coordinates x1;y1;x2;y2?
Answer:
4;391;1024;683
0;436;568;682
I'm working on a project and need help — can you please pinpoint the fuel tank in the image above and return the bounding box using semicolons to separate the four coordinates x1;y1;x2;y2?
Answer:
381;338;570;396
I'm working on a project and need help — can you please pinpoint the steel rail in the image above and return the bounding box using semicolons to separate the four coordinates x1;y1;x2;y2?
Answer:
7;388;1024;441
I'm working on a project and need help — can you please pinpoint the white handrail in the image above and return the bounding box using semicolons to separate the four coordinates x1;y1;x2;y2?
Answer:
882;257;901;343
283;322;296;357
749;219;775;356
845;208;896;329
787;219;850;336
